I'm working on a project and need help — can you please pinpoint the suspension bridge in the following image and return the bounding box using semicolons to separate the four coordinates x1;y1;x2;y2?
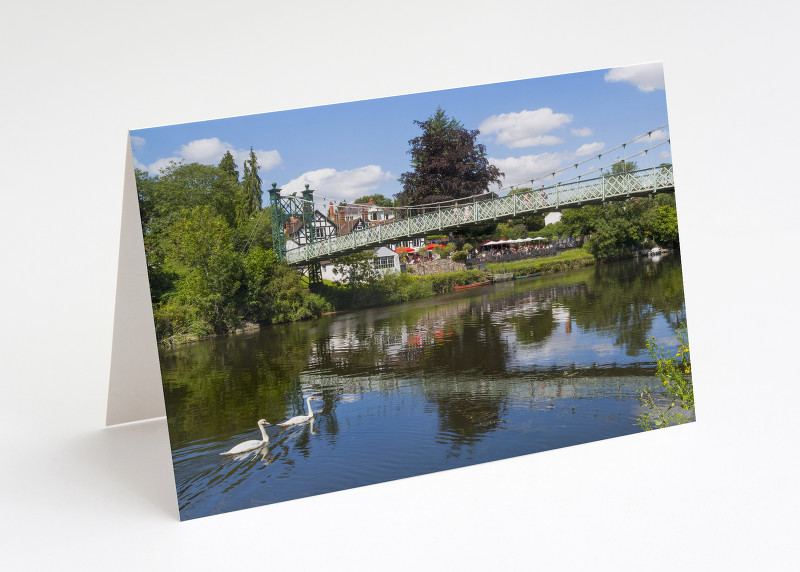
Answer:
265;125;674;287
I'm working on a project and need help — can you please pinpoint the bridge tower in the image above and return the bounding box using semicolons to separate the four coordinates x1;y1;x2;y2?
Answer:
268;183;323;290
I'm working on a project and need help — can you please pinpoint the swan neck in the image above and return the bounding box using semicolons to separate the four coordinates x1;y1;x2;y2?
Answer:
306;397;314;417
258;422;269;443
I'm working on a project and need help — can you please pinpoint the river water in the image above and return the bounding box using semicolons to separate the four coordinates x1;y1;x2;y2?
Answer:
161;254;689;520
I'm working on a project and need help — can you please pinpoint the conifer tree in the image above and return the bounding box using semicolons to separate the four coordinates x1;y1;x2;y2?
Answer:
218;150;239;181
242;147;262;213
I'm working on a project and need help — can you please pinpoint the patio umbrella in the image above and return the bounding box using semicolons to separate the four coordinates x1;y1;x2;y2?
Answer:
394;246;415;253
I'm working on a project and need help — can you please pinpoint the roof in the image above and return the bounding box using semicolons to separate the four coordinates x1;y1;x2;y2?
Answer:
337;217;366;235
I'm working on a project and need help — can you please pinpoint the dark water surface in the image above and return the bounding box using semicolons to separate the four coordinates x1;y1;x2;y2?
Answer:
161;254;688;519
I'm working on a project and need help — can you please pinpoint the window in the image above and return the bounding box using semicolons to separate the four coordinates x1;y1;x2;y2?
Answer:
315;226;326;239
373;256;394;269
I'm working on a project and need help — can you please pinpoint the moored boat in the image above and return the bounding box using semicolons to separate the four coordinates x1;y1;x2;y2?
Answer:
514;272;542;280
455;280;492;291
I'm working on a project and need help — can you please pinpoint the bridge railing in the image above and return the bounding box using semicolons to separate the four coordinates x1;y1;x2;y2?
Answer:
286;165;673;264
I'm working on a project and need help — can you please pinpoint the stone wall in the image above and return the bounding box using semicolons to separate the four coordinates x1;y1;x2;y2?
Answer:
405;258;467;275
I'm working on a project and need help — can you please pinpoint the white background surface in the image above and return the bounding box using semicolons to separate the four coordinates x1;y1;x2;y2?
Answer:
2;1;798;570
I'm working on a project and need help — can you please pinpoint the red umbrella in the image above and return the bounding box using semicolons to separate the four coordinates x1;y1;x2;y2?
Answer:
394;246;415;253
425;243;441;250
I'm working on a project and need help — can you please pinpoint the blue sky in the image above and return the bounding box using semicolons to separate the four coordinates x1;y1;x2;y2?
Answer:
130;62;670;209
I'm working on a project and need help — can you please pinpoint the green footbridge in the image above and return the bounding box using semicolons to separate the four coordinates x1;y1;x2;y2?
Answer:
279;165;674;266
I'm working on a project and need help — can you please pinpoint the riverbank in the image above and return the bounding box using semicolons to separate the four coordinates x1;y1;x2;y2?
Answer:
158;248;596;346
319;247;595;313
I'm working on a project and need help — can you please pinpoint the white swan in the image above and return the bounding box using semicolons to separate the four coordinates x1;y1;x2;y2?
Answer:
278;396;317;427
220;419;270;455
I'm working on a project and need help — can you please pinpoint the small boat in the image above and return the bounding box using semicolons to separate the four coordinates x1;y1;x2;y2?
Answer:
455;280;492;291
514;272;542;280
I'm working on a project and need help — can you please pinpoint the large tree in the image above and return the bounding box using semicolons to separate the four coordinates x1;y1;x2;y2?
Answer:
397;108;503;206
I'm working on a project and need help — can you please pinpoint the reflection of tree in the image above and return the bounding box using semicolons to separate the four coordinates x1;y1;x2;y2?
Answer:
422;374;509;448
557;257;687;354
161;256;687;449
161;319;325;446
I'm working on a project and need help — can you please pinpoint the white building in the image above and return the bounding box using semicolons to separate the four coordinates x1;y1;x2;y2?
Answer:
320;246;400;283
545;211;562;225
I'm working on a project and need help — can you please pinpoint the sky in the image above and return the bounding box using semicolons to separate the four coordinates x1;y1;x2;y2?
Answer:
130;62;670;210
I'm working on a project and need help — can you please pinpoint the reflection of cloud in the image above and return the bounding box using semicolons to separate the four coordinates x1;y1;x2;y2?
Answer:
604;62;665;92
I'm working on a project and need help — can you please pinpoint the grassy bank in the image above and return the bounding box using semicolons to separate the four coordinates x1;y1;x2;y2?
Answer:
320;248;595;312
485;248;595;276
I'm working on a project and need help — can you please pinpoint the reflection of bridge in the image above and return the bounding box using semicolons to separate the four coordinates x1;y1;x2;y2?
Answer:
283;165;674;266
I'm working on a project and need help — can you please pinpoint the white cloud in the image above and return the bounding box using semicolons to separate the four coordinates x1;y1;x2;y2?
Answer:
575;142;605;157
491;140;609;188
571;127;593;137
139;137;282;176
604;62;665;93
146;156;182;174
281;165;394;203
660;150;672;160
489;153;566;186
479;108;572;149
130;135;145;147
631;128;668;145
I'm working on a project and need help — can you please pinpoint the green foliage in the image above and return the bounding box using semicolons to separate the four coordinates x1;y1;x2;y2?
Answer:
610;160;637;175
241;147;263;215
332;252;380;288
218;151;239;181
535;194;680;261
637;323;694;430
486;248;595;276
397;107;504;205
137;160;329;345
451;250;468;263
495;220;527;239
462;242;474;253
354;193;395;207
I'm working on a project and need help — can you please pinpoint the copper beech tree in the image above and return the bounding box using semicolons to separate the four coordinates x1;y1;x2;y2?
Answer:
397;108;504;206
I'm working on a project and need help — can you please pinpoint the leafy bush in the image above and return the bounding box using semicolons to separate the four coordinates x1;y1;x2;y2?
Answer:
637;323;694;430
451;250;468;263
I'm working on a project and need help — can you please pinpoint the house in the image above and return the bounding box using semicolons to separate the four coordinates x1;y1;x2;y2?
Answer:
284;210;338;250
320;246;400;283
328;199;395;228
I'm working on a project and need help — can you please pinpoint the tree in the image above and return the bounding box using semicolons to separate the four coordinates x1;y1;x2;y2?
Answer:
610;160;637;175
354;194;394;206
242;147;263;214
397;108;503;206
219;151;239;181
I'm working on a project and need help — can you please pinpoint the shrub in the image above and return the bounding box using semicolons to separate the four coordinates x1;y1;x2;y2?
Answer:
451;250;468;263
637;323;694;430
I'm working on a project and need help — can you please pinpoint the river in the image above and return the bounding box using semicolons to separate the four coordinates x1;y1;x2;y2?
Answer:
160;254;689;520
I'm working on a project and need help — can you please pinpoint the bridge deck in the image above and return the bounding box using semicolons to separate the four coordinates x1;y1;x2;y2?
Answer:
286;166;674;265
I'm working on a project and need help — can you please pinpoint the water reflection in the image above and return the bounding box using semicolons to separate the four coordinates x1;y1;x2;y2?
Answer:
162;255;688;519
